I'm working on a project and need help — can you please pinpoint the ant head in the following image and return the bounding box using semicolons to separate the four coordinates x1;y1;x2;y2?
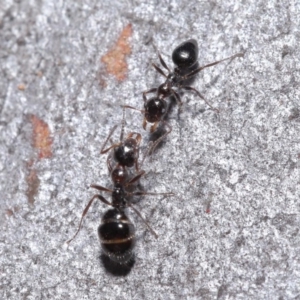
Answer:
114;140;136;168
144;97;167;123
111;165;128;184
172;39;199;69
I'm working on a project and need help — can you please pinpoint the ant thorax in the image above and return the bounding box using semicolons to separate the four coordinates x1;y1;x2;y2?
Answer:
110;164;128;184
111;184;127;208
157;82;170;98
167;71;181;86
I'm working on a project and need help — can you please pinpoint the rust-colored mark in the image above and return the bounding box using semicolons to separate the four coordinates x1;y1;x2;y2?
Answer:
5;206;20;217
30;115;53;159
26;168;40;205
205;196;213;214
6;209;14;217
18;83;26;90
98;75;108;88
205;201;211;214
101;24;133;81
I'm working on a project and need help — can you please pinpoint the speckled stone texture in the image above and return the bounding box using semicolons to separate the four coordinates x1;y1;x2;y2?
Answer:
1;1;300;299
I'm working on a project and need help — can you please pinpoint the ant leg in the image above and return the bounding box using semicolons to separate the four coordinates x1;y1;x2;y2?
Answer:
106;152;113;174
149;121;172;155
181;86;219;113
131;191;174;197
143;88;157;103
127;189;174;237
171;89;183;106
90;184;113;193
100;125;121;154
122;105;145;115
182;52;244;81
152;63;168;78
152;43;171;73
170;89;183;135
127;202;158;239
139;140;155;169
125;170;146;186
157;52;171;73
122;105;146;130
101;142;122;155
66;194;112;244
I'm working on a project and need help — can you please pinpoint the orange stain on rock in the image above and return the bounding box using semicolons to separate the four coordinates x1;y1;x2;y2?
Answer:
26;167;40;205
30;115;53;159
101;24;133;81
5;206;20;217
18;83;26;90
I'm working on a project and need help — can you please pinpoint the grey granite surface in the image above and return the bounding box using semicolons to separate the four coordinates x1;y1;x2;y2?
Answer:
1;1;300;299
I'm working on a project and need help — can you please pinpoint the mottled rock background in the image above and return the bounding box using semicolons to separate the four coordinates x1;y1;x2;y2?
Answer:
1;1;300;299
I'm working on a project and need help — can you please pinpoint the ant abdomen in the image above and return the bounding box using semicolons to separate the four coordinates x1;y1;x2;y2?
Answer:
98;208;135;263
172;39;199;70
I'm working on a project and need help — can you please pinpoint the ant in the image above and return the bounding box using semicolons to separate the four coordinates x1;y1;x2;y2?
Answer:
145;39;244;113
124;39;244;150
67;118;173;263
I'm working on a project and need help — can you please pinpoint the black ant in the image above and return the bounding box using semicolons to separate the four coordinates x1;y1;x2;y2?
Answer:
124;39;244;149
145;39;244;114
67;120;173;263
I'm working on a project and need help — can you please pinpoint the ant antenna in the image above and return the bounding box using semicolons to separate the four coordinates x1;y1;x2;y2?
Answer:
100;125;118;154
120;106;126;142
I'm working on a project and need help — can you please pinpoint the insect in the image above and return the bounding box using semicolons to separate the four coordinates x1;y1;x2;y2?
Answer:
144;39;244;113
124;39;243;149
67;120;173;263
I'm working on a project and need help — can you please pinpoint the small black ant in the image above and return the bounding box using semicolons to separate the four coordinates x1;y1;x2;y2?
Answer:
145;39;244;113
124;39;244;149
67;120;173;263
